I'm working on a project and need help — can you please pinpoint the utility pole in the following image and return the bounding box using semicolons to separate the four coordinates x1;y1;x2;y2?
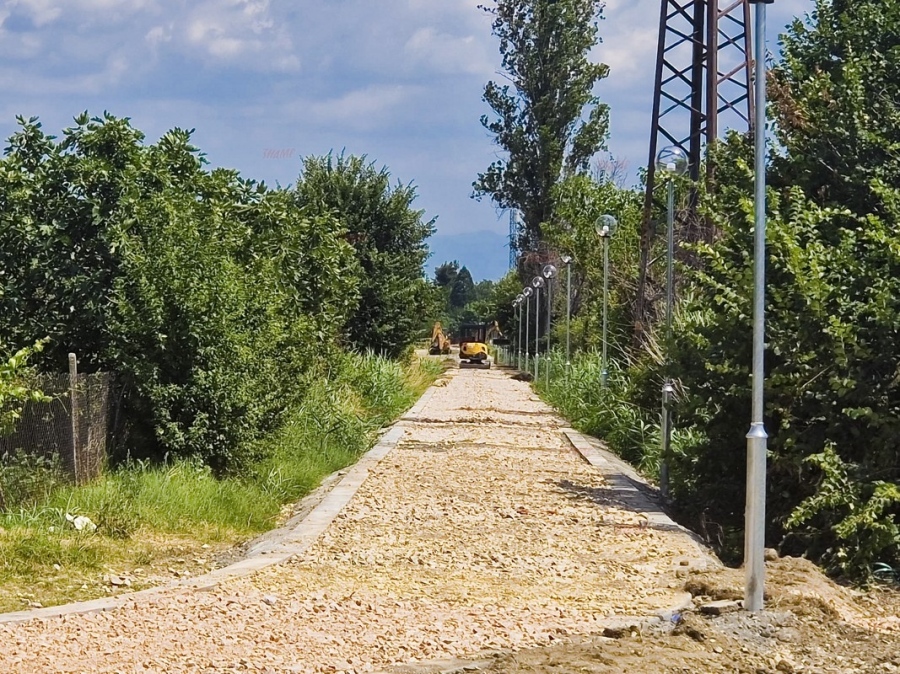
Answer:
635;0;754;343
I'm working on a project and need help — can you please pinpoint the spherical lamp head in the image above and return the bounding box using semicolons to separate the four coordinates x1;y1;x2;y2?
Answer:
561;254;572;265
596;214;618;238
523;287;533;298
532;276;545;289
656;145;689;176
542;264;558;279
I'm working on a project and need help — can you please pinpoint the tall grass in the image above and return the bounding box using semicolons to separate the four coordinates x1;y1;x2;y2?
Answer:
0;352;440;610
533;348;701;481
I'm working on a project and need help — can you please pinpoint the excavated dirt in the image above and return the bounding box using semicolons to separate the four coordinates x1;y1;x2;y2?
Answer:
479;557;900;674
0;364;895;673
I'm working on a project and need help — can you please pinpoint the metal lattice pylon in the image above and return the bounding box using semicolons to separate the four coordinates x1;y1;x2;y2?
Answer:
634;0;754;338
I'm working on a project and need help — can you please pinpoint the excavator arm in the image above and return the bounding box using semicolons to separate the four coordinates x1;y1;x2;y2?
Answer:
429;322;451;355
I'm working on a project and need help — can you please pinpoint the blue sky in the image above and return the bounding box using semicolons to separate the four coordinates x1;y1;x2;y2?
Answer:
0;0;810;281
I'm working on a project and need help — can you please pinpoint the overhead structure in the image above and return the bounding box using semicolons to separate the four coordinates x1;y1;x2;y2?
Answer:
635;0;755;338
508;210;519;270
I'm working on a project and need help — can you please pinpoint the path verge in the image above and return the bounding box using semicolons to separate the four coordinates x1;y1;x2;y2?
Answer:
0;388;436;625
0;366;737;674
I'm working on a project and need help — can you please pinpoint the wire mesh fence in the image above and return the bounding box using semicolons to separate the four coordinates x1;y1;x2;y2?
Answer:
0;364;114;484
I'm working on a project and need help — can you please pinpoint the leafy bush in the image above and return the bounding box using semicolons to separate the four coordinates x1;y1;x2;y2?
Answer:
667;140;900;576
0;451;64;513
0;116;429;471
0;342;48;437
0;342;55;512
786;445;900;577
294;153;435;358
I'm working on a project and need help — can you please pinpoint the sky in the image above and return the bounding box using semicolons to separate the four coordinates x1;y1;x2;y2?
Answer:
0;0;811;281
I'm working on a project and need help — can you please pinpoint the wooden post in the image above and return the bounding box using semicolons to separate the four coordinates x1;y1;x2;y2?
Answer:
68;353;79;484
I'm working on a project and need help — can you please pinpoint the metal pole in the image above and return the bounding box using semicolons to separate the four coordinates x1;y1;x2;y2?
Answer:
525;296;530;372
745;0;769;614
534;286;541;380
602;236;610;388
546;280;552;387
68;353;79;485
518;304;523;370
566;262;572;371
666;177;675;346
660;176;676;500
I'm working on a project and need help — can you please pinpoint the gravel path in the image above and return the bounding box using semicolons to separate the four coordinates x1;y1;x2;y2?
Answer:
0;366;708;673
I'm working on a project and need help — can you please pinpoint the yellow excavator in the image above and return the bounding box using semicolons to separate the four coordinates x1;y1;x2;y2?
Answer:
428;322;451;355
458;321;508;369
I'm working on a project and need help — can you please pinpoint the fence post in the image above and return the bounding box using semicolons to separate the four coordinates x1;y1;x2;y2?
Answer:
68;353;79;484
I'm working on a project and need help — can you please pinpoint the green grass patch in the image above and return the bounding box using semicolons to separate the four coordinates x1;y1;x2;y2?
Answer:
533;349;661;476
0;351;440;612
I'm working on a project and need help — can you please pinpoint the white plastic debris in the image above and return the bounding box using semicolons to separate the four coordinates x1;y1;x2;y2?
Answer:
65;513;97;532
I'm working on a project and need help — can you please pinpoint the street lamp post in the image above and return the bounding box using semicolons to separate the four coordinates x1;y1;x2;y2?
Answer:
745;0;771;614
515;295;524;370
596;215;617;388
542;264;558;387
523;286;533;373
562;255;573;372
532;276;545;380
655;145;689;501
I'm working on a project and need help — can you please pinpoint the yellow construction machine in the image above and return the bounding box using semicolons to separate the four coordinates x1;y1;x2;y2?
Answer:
458;321;508;369
428;322;451;355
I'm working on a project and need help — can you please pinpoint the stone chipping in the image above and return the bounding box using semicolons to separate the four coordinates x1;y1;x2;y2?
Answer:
0;365;709;673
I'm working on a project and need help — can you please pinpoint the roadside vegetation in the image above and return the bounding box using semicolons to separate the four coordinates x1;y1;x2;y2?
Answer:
0;351;439;612
475;0;899;581
0;114;439;610
423;261;498;338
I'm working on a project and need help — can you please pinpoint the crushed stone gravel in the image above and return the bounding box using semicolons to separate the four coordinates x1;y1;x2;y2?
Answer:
0;366;710;673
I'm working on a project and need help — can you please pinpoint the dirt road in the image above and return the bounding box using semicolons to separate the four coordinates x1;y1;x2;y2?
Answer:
0;365;860;673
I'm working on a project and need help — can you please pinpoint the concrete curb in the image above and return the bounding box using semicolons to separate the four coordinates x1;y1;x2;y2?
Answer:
368;427;718;674
562;428;719;564
0;384;441;625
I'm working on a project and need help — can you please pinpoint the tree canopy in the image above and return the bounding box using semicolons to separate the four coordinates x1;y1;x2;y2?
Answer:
473;0;610;255
0;116;433;471
293;153;435;358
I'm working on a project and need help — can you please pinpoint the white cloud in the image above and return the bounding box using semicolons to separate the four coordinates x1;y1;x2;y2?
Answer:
179;0;297;69
14;0;62;26
145;24;171;45
404;27;494;76
299;85;422;133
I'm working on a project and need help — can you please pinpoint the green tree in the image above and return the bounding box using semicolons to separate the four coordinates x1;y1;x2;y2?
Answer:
473;0;610;253
294;154;435;358
0;114;358;471
771;0;900;217
544;173;644;352
449;266;476;309
434;261;460;289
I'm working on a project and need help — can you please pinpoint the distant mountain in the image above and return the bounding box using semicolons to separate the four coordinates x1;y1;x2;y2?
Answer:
427;230;512;282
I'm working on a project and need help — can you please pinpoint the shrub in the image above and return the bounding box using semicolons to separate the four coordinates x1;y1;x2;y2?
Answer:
0;115;363;471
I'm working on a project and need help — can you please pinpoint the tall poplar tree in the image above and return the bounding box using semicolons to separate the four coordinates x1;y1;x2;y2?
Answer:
473;0;610;256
